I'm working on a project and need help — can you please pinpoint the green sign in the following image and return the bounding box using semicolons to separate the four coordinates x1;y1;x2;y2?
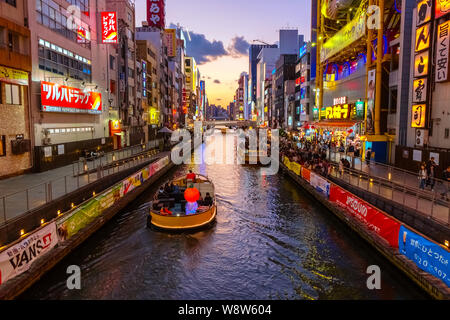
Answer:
312;107;319;121
353;101;365;120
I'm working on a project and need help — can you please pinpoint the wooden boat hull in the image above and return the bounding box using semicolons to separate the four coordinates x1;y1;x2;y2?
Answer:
149;205;217;231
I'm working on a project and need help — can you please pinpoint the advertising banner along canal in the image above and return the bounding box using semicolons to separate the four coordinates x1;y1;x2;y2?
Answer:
0;223;59;285
329;184;401;248
399;226;450;287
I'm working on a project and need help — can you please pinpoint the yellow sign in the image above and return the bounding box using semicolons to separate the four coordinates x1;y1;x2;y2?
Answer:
291;162;301;176
436;0;450;19
320;7;366;61
417;0;432;26
415;23;430;52
413;78;427;103
414;51;429;77
411;104;426;128
0;66;29;86
149;107;159;125
324;104;350;120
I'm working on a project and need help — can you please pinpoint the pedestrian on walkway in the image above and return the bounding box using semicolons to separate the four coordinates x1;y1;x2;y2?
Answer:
426;157;438;191
441;166;450;201
366;148;372;165
418;165;428;190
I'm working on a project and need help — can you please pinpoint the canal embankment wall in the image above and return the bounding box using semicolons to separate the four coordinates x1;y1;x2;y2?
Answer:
0;152;160;247
281;157;450;300
0;154;174;299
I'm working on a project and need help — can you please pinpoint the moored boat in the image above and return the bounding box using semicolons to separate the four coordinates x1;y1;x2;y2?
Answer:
148;173;216;231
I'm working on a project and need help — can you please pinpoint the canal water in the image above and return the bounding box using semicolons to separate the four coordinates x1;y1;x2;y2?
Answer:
21;136;428;299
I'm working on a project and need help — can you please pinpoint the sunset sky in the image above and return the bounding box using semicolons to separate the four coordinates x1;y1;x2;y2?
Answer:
135;0;312;107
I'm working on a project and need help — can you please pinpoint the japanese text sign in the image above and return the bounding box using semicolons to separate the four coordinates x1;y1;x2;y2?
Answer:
417;0;432;26
436;20;450;82
101;12;118;44
399;226;450;287
411;104;427;128
415;23;431;52
147;0;165;29
414;51;429;77
41;81;102;114
413;78;428;103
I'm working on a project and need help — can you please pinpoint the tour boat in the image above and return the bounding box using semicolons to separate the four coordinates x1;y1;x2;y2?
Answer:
148;174;217;231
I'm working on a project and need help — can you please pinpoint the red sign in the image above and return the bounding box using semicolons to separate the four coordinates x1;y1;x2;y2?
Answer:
147;0;165;29
77;27;87;43
301;167;311;182
329;185;401;247
101;12;118;44
41;81;102;114
436;0;450;19
109;120;121;136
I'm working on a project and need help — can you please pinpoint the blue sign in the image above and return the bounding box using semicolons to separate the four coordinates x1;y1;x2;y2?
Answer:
398;226;450;287
299;44;307;58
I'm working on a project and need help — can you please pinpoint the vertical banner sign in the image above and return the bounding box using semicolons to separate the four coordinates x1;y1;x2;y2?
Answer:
147;0;165;29
399;226;450;287
366;69;376;135
0;223;59;286
101;12;118;44
163;29;177;57
436;20;450;82
435;0;450;19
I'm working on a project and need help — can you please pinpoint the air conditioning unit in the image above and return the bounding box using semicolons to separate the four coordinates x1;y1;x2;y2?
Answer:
11;139;31;155
415;129;428;147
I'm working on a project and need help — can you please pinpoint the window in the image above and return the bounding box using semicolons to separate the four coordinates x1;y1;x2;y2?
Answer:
389;87;398;114
391;44;400;71
445;128;449;139
0;135;5;157
4;83;21;105
5;0;16;7
110;55;115;70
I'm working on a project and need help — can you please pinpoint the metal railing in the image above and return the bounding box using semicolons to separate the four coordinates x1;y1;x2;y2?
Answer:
0;139;163;225
328;149;450;196
326;162;450;226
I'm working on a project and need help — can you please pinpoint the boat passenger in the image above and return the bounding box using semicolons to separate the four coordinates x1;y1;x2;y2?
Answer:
186;170;196;182
157;187;169;199
203;193;213;207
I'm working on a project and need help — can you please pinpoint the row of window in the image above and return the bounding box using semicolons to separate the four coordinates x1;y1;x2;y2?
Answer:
36;0;91;49
38;41;92;81
66;0;89;13
47;127;94;134
0;82;22;106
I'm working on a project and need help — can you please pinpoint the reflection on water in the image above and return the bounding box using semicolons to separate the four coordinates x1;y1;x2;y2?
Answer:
21;139;428;300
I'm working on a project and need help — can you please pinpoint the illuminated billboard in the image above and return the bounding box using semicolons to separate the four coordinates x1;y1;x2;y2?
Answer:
101;12;118;44
40;82;102;114
411;104;427;128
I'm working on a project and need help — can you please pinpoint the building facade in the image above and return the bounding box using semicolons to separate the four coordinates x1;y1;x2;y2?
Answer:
0;0;33;178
